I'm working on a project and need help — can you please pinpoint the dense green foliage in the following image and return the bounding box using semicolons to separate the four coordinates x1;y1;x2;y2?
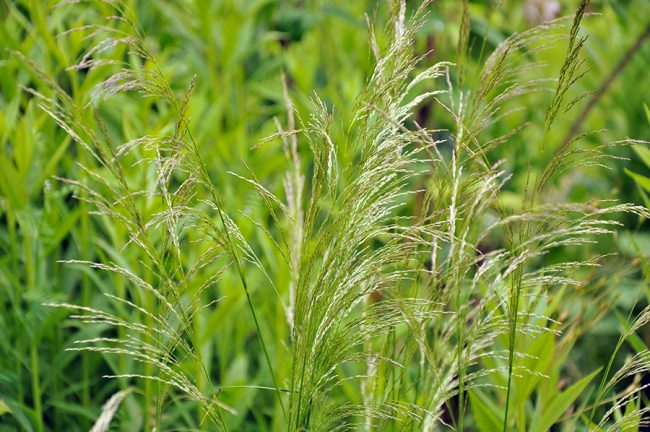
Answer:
1;0;650;431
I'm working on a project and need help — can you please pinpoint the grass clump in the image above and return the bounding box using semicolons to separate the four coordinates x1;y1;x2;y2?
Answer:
4;0;650;430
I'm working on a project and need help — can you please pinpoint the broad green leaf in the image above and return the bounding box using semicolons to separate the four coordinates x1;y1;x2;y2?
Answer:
0;155;23;209
469;389;502;432
632;145;650;169
530;368;601;432
519;332;554;403
625;169;650;193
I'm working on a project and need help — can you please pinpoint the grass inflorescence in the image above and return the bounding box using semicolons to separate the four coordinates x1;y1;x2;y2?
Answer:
3;0;650;430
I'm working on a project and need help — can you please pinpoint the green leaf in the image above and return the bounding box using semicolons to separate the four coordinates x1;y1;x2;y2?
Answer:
620;396;641;432
636;186;650;210
519;332;555;403
625;169;650;193
530;368;601;432
617;231;650;257
469;389;502;432
632;145;650;169
578;414;604;432
2;399;34;432
0;399;11;416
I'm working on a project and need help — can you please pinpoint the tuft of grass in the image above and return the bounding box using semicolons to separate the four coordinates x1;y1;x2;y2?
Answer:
3;0;650;430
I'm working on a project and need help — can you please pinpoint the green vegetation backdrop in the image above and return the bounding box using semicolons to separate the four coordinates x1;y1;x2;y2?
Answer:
1;0;650;430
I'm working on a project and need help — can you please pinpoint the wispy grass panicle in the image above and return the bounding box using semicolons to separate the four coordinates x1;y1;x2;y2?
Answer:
17;1;240;429
16;0;650;430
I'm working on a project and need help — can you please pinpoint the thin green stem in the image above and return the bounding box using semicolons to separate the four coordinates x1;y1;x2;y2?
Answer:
456;286;465;432
587;292;642;424
502;267;523;432
80;198;91;425
30;344;44;432
24;223;43;432
186;122;287;421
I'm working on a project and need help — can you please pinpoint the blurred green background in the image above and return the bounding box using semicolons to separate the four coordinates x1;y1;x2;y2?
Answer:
1;0;649;430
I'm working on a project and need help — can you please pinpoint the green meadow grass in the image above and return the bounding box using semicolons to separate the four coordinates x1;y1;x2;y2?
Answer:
1;0;650;430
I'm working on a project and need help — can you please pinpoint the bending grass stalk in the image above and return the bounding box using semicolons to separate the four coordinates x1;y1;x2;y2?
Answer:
144;290;155;430
80;196;92;428
293;351;309;430
504;2;591;429
183;121;288;422
586;290;645;425
145;48;286;422
451;155;467;432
